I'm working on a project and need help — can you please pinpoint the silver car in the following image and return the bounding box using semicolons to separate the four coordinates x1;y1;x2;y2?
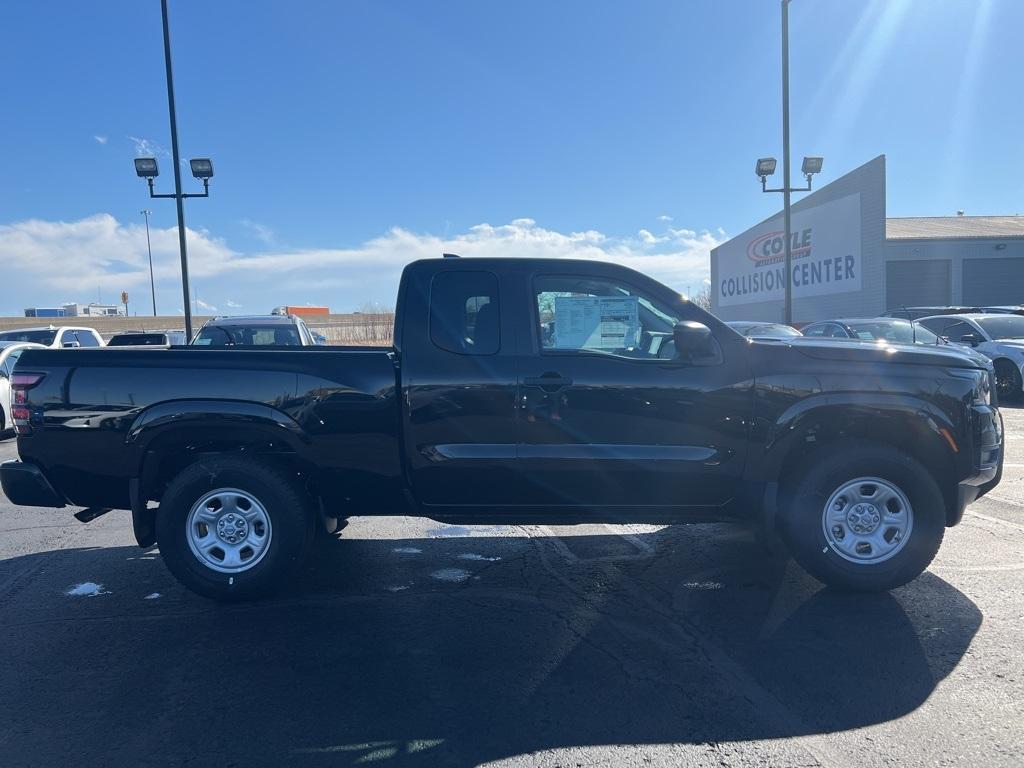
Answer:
918;313;1024;400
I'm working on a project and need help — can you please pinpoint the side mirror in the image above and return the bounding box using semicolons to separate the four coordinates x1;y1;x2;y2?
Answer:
958;333;980;347
673;321;718;362
62;341;81;348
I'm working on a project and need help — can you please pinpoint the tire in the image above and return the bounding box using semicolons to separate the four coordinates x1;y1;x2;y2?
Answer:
778;443;945;592
994;359;1023;403
156;456;315;601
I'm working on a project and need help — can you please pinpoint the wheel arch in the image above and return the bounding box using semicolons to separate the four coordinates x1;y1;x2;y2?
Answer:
126;400;316;510
754;395;962;529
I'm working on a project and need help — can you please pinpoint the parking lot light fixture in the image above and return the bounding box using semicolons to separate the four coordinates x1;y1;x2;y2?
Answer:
134;157;159;178
756;157;777;179
801;156;823;176
190;158;213;180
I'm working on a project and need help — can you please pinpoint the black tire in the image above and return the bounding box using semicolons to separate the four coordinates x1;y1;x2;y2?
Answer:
994;359;1023;403
778;443;945;592
156;456;315;601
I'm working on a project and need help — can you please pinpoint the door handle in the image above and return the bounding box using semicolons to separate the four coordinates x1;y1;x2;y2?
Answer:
523;373;573;392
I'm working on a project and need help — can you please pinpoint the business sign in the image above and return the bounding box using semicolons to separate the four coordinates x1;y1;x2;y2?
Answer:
716;193;862;307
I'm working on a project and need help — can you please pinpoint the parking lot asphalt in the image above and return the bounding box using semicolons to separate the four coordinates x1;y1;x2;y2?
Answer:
0;409;1022;768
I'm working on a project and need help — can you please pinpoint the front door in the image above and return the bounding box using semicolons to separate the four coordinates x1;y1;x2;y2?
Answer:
517;271;753;512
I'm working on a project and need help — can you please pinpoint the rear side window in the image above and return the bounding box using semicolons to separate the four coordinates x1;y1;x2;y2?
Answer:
429;271;500;355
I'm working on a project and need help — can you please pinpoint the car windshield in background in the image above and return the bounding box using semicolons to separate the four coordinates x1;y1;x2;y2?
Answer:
974;316;1024;340
193;324;302;346
0;329;57;345
745;323;801;338
847;320;939;344
107;333;167;346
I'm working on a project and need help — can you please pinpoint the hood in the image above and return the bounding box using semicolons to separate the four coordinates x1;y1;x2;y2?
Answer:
786;338;991;370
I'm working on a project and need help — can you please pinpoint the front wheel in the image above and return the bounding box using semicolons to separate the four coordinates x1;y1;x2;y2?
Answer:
994;359;1023;403
779;445;945;592
156;456;315;600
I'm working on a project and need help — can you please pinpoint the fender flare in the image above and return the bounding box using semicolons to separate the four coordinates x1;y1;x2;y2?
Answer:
751;392;960;531
125;400;310;529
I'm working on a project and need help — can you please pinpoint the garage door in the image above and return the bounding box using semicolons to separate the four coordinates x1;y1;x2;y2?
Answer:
963;258;1024;305
886;260;951;309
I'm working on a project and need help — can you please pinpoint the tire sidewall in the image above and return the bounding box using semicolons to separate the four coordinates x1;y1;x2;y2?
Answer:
781;445;945;591
156;458;312;600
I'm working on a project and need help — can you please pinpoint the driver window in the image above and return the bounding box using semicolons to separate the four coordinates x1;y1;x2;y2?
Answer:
534;275;681;359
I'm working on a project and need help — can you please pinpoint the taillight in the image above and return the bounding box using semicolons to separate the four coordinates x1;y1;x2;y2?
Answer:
11;372;44;435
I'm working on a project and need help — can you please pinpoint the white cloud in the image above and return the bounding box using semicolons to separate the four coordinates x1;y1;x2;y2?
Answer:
196;299;218;312
656;214;673;222
93;135;108;145
0;214;725;314
225;299;242;308
240;219;275;244
127;136;168;158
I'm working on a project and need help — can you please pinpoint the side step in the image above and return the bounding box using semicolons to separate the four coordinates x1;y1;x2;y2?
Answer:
74;507;112;523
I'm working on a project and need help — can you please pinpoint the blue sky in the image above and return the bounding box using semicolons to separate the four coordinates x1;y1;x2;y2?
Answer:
1;0;1020;316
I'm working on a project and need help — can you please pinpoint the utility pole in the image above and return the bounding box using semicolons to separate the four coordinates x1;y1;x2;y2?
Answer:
161;0;192;339
141;209;157;316
781;0;793;326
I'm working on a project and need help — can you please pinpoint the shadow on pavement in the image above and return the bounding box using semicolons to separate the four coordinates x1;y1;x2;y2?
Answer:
0;527;981;767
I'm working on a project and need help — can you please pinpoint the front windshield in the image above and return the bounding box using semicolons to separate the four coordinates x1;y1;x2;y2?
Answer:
846;320;938;344
974;316;1024;340
0;329;57;345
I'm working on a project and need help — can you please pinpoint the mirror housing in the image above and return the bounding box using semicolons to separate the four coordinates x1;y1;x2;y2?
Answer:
958;333;980;347
62;341;81;348
673;321;718;362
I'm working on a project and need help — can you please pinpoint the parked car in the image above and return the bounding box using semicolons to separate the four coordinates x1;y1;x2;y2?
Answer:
0;326;104;349
106;331;188;348
191;315;317;346
884;306;1024;320
800;318;942;345
0;342;45;435
725;321;802;340
1;257;1002;600
917;313;1024;400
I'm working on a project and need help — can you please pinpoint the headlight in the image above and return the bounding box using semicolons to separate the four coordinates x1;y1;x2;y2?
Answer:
950;368;992;406
975;371;992;406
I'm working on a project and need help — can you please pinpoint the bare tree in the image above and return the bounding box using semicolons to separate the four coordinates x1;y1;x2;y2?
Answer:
690;284;713;312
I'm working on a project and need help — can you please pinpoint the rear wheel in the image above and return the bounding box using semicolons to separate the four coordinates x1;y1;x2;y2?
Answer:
994;359;1023;403
779;444;945;592
156;456;315;600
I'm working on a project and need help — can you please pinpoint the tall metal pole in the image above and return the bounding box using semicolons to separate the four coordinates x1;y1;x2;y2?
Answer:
781;0;793;325
141;209;157;316
160;0;193;340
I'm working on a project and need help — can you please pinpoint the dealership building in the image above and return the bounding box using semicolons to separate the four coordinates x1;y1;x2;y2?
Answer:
710;155;1024;323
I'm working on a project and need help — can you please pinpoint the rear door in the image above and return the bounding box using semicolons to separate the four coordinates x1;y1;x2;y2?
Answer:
515;267;753;512
401;265;522;507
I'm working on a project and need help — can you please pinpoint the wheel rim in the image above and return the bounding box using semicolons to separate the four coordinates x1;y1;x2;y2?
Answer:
994;363;1019;399
186;488;273;573
821;476;913;565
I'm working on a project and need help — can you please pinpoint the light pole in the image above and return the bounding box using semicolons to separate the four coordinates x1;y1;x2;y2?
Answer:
755;0;823;326
131;0;215;340
141;209;157;316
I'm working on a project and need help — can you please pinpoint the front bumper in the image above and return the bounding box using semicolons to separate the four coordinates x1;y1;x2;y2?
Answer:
950;407;1003;525
0;460;65;508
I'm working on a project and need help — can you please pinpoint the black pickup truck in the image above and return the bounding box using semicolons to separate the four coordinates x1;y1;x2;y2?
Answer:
1;257;1003;599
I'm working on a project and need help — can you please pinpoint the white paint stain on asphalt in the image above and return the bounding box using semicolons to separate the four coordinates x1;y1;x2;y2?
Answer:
392;547;423;554
431;568;471;583
66;582;109;597
457;553;501;562
683;581;723;590
143;592;162;600
387;585;410;592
